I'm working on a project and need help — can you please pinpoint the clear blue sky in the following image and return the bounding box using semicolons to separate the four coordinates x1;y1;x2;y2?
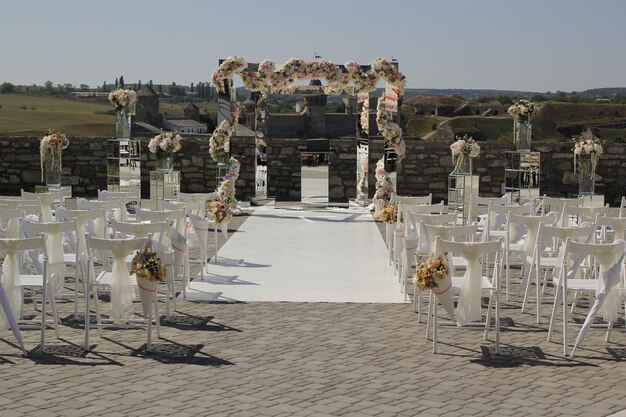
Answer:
1;0;624;92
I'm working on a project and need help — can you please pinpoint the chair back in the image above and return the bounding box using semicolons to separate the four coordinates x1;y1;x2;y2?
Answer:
467;194;509;225
0;208;21;239
111;219;167;247
178;192;217;216
594;214;626;243
566;205;611;226
391;193;432;205
422;224;476;255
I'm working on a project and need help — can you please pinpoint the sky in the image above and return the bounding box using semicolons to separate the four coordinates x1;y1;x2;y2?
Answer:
1;0;625;92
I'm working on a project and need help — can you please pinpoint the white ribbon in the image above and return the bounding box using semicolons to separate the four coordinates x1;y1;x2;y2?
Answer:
0;241;22;330
109;245;134;323
47;230;66;295
455;245;484;325
170;227;187;278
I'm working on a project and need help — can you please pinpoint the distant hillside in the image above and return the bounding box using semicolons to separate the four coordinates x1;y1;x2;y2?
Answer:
402;97;626;143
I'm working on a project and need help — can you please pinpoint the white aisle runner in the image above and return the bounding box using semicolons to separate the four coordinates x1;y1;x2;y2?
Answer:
183;207;405;303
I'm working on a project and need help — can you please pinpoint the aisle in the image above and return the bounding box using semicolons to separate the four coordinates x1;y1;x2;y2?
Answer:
183;206;406;303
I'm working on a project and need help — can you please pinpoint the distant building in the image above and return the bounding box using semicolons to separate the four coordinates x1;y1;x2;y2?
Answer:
135;85;162;127
162;118;208;134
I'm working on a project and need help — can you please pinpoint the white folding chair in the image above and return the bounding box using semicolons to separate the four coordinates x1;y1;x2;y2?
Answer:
504;213;557;302
413;224;476;320
540;195;584;226
0;236;47;355
186;213;215;281
431;237;503;354
98;189;140;221
0;208;21;239
21;189;63;222
178;192;217;217
84;235;161;351
22;220;80;322
467;194;509;228
551;239;626;356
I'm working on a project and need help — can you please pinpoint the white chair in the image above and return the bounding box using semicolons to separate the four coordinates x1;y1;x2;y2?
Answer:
391;193;433;206
482;202;529;243
619;196;626;218
540;195;584;226
527;223;594;325
0;236;47;355
22;220;80;322
84;235;161;351
504;213;557;302
0;208;21;239
159;202;188;235
186;213;215;281
21;189;63;222
98;189;140;221
111;219;168;249
550;239;626;356
413;224;476;319
431;237;503;354
594;214;626;244
178;192;217;217
467;194;509;228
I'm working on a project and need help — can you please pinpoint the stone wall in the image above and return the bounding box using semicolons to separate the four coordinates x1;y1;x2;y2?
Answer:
1;136;624;206
266;138;306;201
326;113;357;138
328;138;356;204
267;114;307;138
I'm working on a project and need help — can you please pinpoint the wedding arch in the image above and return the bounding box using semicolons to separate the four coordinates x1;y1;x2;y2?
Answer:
208;56;407;206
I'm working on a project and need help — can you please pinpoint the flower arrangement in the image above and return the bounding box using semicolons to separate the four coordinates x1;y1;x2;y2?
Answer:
209;103;240;162
415;255;449;291
212;57;405;95
206;200;234;226
450;135;480;173
130;246;166;282
149;131;182;166
573;130;603;173
507;99;536;122
149;131;182;154
379;201;398;224
376;97;406;162
40;130;70;181
108;88;137;114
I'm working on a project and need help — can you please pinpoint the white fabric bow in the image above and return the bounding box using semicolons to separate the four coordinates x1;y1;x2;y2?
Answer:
0;240;22;331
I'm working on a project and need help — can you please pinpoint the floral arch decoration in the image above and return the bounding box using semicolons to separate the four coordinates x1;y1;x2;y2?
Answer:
209;56;407;206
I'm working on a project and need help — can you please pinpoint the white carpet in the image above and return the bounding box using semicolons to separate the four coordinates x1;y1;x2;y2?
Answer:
182;206;406;303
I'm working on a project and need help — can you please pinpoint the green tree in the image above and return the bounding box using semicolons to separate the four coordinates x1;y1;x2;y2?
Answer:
0;82;15;93
79;84;89;91
119;75;124;87
45;80;54;92
168;84;186;96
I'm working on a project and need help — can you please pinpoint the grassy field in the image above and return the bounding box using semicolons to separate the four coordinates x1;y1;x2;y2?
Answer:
0;94;115;136
0;94;218;136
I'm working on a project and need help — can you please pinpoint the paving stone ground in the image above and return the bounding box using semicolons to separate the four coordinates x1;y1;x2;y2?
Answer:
1;211;625;417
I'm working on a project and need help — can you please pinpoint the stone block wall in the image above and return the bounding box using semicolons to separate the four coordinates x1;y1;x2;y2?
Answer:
1;136;624;206
328;138;356;204
267;138;306;201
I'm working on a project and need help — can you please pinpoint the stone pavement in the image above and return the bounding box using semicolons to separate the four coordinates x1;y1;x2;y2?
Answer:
1;212;625;417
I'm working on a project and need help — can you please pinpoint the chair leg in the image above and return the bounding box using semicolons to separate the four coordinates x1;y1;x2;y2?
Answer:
606;321;614;343
563;287;569;356
547;285;560;342
93;287;103;338
84;284;90;351
49;289;60;340
154;292;160;339
432;294;438;354
426;292;434;339
484;294;493;342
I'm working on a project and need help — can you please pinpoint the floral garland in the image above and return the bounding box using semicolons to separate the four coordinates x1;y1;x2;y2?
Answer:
573;130;603;174
376;97;405;162
215;157;240;213
108;88;137;114
212;57;405;95
372;158;394;205
209;103;240;161
360;98;370;132
356;155;368;199
40;130;69;181
206;200;233;226
450;134;480;173
507;99;536;122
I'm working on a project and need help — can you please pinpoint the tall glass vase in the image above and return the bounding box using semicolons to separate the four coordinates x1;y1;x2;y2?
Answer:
451;155;473;175
44;147;63;187
577;156;595;195
156;150;173;171
514;119;532;151
116;111;131;139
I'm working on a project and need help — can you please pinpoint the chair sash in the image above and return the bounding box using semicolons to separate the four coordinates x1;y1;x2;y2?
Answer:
572;240;626;355
455;245;484;325
109;242;138;323
0;241;21;330
170;227;187;279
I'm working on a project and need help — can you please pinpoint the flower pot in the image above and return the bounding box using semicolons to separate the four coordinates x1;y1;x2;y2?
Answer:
432;272;455;322
514;119;532;151
44;146;63;187
116;111;131;139
137;278;158;318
